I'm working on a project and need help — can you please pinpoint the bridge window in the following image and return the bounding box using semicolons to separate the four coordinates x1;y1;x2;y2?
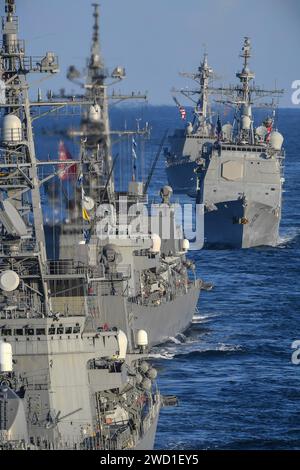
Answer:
36;328;46;336
65;327;72;334
1;328;12;336
48;327;55;335
14;329;23;336
25;328;34;336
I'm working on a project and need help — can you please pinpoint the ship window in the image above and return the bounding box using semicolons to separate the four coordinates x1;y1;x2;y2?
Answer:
25;328;34;336
65;327;72;334
36;328;46;336
48;327;55;335
1;328;12;336
57;327;64;334
14;329;23;336
73;326;80;334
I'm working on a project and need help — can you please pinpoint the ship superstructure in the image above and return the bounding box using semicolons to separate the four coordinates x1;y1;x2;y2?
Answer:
48;4;203;347
165;53;222;195
166;38;285;248
0;0;162;450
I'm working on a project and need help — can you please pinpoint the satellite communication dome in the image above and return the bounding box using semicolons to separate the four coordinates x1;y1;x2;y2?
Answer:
186;122;193;135
241;115;251;130
2;114;22;144
136;329;148;347
88;104;101;123
150;234;161;253
0;270;20;292
117;330;128;360
222;124;233;141
269;131;284;151
182;239;190;252
0;342;13;372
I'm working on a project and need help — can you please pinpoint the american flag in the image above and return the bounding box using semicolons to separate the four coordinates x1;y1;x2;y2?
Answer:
179;106;187;120
57;141;77;180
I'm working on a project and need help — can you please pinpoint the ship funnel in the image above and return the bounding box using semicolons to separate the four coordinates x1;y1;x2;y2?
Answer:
0;341;13;372
269;131;284;151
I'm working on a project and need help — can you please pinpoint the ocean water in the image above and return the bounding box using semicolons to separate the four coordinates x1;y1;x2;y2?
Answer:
148;107;300;450
35;105;300;450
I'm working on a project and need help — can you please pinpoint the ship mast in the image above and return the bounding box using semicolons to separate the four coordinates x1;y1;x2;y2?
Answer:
216;37;284;144
83;3;115;203
174;54;227;136
0;0;61;316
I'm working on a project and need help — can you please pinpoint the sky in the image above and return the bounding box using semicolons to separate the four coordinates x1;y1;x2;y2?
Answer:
15;0;300;106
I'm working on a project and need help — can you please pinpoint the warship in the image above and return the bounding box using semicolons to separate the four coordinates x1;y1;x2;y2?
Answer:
0;0;164;450
165;38;285;248
44;4;203;348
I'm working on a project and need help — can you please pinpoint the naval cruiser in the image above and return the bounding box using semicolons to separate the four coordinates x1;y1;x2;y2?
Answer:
166;38;285;248
44;4;204;348
0;0;163;450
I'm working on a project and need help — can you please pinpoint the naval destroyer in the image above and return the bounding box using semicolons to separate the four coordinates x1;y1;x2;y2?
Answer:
0;0;164;450
166;38;285;248
44;4;204;347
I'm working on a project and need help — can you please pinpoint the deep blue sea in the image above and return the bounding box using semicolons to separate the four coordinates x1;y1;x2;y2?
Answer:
35;105;300;450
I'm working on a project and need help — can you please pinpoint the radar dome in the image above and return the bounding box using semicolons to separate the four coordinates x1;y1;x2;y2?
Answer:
88;104;101;123
150;233;161;254
117;330;128;360
0;270;20;292
269;131;284;151
186;122;193;135
2;114;22;144
136;329;148;348
182;239;190;252
0;342;13;372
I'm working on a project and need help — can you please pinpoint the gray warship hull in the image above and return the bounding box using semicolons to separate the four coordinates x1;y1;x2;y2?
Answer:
204;199;280;248
130;284;200;346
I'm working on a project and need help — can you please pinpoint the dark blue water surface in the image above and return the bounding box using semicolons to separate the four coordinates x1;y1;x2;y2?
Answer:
35;106;300;450
149;107;300;450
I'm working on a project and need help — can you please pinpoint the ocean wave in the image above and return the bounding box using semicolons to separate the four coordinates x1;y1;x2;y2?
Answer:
277;228;300;248
173;343;245;359
148;351;175;360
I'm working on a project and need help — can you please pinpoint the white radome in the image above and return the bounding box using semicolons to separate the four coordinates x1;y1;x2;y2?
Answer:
136;329;148;347
0;342;13;372
150;233;161;253
0;270;20;292
269;131;284;151
117;330;128;360
2;114;23;143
